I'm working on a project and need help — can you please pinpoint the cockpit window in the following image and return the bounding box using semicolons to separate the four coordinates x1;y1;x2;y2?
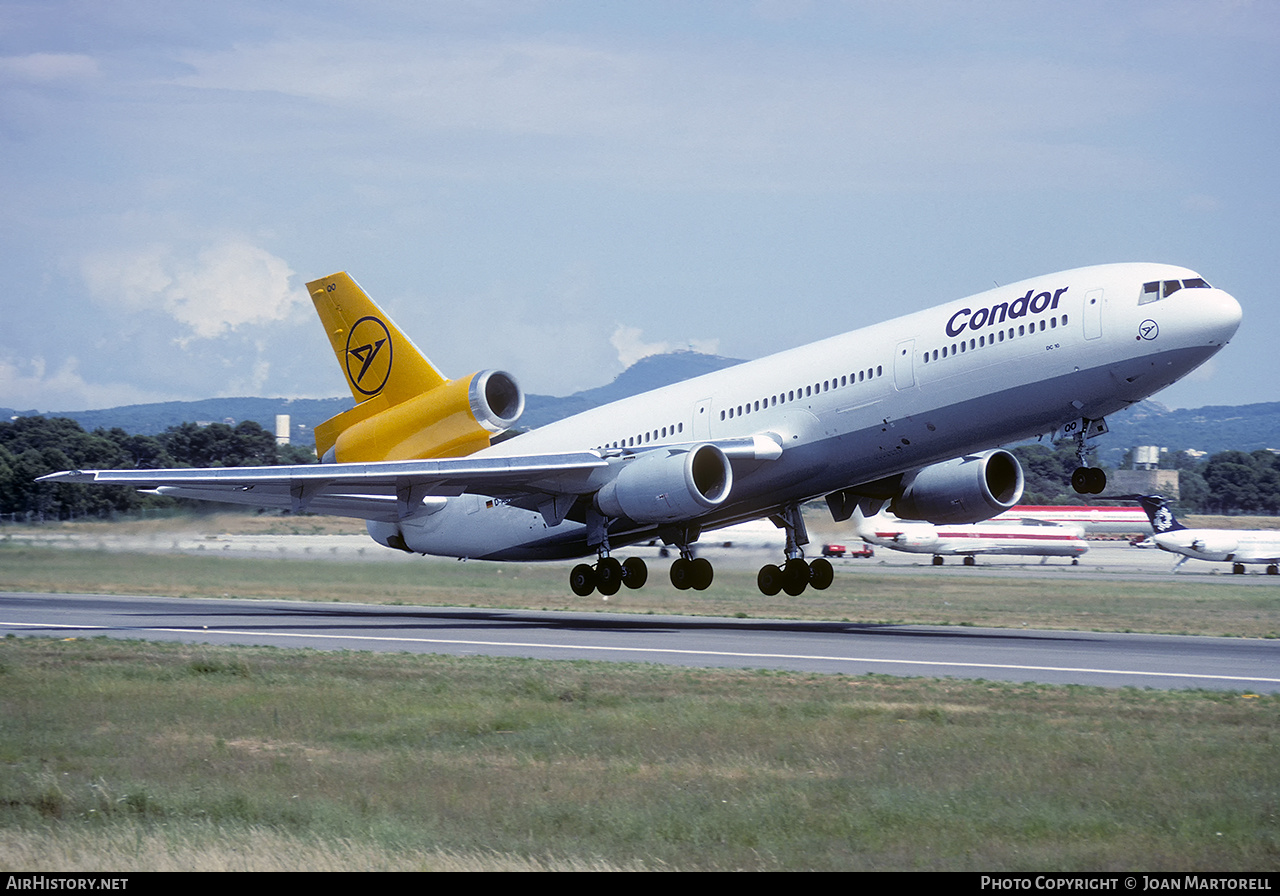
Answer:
1140;277;1211;304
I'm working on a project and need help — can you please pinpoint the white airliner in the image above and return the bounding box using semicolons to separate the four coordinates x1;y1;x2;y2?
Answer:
988;505;1151;534
852;508;1089;566
1136;495;1280;575
43;263;1241;597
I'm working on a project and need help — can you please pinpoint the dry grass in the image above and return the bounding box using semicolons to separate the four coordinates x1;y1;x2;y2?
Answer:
0;827;652;871
1;638;1276;871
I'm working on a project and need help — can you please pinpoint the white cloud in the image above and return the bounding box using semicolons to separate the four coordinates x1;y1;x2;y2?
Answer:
168;34;1163;192
81;239;307;341
610;325;720;369
0;355;170;412
0;53;100;83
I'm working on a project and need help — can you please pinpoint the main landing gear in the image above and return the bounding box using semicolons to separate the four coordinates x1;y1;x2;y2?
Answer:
569;556;648;596
568;517;713;596
668;528;714;591
755;504;834;596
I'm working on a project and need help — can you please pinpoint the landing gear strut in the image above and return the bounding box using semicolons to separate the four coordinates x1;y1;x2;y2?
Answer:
1070;419;1108;495
756;504;834;596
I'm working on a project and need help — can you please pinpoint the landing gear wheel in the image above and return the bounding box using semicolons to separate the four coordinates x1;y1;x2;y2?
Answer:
596;557;623;596
932;555;945;566
782;558;810;596
963;556;976;567
1071;467;1090;494
1267;564;1278;576
622;557;648;589
1233;563;1246;575
690;557;714;591
570;563;596;596
757;564;783;596
1072;466;1107;495
670;557;695;590
808;557;834;590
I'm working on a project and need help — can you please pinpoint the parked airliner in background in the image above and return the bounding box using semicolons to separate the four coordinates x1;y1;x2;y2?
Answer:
988;504;1151;535
1136;495;1280;575
44;263;1241;596
852;508;1089;566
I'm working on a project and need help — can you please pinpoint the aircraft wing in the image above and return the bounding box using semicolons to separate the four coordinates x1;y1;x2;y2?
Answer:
39;436;782;525
40;452;611;523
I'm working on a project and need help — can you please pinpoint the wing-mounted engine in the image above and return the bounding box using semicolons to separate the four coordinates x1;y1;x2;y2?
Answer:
595;444;733;523
890;449;1025;524
316;369;524;463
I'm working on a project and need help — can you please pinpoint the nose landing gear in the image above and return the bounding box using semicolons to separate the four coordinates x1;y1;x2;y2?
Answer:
1068;417;1109;495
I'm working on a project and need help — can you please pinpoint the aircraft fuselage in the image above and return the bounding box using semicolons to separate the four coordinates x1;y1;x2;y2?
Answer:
378;262;1241;560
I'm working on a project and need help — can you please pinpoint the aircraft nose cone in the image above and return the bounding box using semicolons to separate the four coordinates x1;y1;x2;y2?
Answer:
1207;289;1243;343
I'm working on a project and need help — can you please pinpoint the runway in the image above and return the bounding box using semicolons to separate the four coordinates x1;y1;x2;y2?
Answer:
2;591;1277;692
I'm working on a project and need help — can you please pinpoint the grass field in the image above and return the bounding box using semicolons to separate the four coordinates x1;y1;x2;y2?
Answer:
2;515;1278;870
1;637;1276;871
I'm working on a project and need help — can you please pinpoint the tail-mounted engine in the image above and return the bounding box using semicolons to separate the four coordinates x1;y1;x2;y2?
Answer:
317;369;524;463
891;449;1024;524
595;444;733;523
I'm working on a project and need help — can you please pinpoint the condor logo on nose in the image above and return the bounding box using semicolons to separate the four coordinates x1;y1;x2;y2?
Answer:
345;316;393;396
946;287;1068;338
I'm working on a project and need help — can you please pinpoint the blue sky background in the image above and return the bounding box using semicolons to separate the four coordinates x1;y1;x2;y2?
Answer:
2;1;1276;412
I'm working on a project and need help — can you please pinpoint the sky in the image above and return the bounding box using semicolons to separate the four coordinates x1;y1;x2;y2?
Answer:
2;0;1277;414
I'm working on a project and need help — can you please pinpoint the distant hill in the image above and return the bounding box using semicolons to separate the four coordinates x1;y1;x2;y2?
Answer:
518;351;746;429
2;397;353;441
2;351;747;441
5;353;1276;459
1095;399;1280;463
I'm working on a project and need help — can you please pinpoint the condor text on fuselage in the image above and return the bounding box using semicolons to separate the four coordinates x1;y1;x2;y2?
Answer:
946;286;1069;339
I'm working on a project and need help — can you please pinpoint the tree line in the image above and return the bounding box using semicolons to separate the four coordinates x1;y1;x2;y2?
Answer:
1012;442;1280;514
1;416;1276;521
0;416;315;521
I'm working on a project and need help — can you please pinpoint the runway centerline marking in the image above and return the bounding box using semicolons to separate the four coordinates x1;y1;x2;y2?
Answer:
4;619;1277;686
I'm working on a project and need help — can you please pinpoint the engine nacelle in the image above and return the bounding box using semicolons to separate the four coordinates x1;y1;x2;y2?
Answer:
890;449;1024;524
595;444;733;523
318;369;524;462
1185;534;1238;560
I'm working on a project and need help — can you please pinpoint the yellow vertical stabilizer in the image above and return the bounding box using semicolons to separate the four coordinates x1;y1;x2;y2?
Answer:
308;272;447;406
307;272;524;463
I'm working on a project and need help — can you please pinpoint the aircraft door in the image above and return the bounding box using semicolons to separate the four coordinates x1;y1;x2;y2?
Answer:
693;398;713;440
894;340;915;390
1084;288;1103;340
